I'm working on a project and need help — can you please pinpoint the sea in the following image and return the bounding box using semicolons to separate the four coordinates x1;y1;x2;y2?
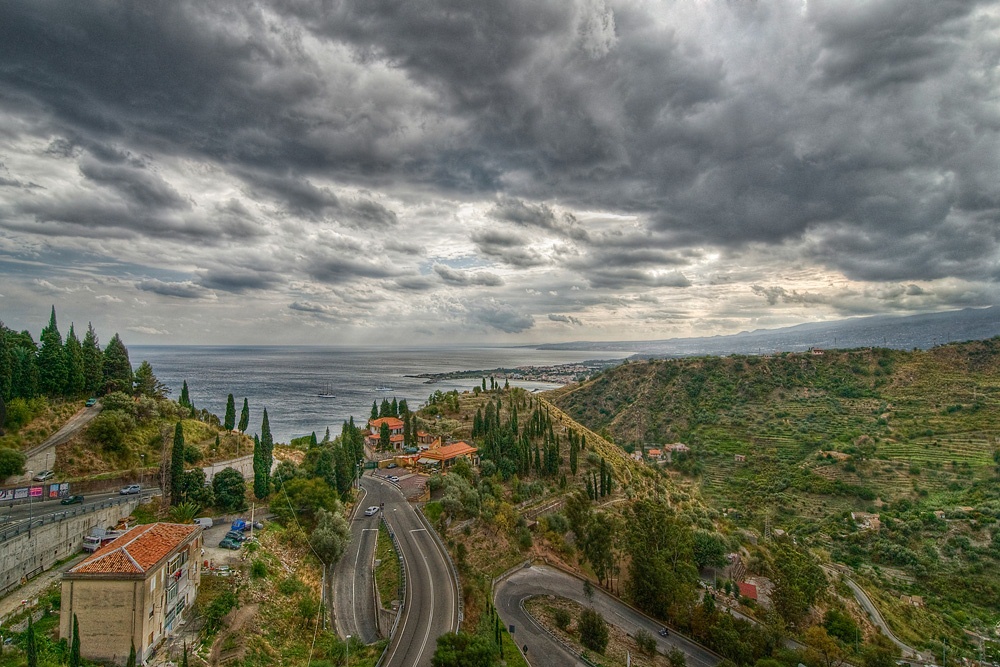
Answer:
130;345;628;444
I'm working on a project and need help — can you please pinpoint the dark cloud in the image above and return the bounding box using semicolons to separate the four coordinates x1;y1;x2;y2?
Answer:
471;229;546;267
433;264;504;287
79;157;189;210
548;313;582;326
490;197;589;241
469;301;535;333
137;279;215;299
587;268;691;290
198;267;280;293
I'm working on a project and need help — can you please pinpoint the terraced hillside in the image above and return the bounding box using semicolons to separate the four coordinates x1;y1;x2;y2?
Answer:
548;339;1000;520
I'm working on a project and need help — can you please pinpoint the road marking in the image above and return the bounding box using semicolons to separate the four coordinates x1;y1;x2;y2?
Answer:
408;528;427;533
409;533;435;667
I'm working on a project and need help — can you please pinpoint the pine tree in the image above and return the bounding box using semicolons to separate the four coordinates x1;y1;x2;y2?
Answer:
37;306;67;396
64;324;85;395
179;380;191;408
170;422;185;505
101;333;132;394
238;398;250;433
370;401;378;422
82;323;103;394
69;613;81;667
224;394;236;431
390;397;398;417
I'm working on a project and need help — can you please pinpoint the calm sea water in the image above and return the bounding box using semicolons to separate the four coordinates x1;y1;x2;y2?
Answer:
130;346;627;444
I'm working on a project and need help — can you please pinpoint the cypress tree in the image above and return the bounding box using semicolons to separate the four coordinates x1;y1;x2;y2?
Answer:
224;394;236;431
26;614;38;667
179;381;190;408
82;323;103;394
379;398;391;417
170;422;185;505
126;641;136;667
238;398;250;433
0;324;11;402
379;422;390;451
322;426;331;443
37;306;67;396
370;401;378;422
254;409;273;499
390;397;398;417
101;333;132;394
64;324;85;396
570;438;579;476
310;431;318;447
70;613;81;667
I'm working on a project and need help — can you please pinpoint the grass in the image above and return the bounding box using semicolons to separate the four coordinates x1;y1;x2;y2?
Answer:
375;521;401;606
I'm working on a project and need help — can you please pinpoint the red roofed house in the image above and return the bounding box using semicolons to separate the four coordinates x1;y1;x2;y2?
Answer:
420;441;479;468
366;417;405;450
737;581;758;601
60;522;202;665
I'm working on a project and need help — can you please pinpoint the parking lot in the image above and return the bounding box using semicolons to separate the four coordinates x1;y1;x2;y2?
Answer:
200;520;255;570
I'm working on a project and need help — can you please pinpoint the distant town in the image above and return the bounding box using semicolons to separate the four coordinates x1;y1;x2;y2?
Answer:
407;358;623;385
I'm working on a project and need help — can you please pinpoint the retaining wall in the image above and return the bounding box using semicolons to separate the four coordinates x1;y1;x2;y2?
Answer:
0;497;141;597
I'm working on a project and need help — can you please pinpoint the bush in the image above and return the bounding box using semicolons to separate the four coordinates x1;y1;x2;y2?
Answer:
636;628;657;655
183;443;202;464
3;396;46;431
553;608;571;630
0;447;26;478
578;608;608;653
204;588;238;634
251;560;268;579
88;410;136;454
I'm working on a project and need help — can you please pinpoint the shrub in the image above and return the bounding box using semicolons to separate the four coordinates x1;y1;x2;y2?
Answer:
636;628;657;655
553;608;571;631
251;560;268;579
578;608;608;653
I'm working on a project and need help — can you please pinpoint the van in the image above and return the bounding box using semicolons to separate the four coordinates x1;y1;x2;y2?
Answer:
194;517;213;529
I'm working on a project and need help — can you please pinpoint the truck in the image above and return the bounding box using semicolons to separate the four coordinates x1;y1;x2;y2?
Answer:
82;527;125;553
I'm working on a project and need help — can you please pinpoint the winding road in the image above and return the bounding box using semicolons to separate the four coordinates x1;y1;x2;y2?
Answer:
495;564;721;667
332;474;460;667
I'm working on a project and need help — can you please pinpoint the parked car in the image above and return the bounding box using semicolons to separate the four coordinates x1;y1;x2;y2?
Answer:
218;537;242;550
659;627;670;637
60;495;84;505
231;518;263;532
386;462;398;468
388;475;399;483
224;530;248;542
33;470;55;482
119;484;141;495
85;397;98;407
194;517;213;529
364;506;380;516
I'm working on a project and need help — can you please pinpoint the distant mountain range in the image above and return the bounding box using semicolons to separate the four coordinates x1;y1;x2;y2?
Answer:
537;306;1000;358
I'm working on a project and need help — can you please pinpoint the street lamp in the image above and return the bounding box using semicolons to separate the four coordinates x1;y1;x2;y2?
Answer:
346;635;351;667
140;454;145;487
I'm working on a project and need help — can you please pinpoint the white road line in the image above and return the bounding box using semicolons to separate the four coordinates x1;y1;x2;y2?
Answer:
410;532;436;667
408;528;427;533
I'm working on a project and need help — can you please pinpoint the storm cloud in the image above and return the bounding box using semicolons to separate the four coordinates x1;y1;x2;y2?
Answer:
0;0;997;344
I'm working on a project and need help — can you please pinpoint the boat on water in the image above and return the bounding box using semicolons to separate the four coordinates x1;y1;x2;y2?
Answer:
373;386;394;392
317;384;336;398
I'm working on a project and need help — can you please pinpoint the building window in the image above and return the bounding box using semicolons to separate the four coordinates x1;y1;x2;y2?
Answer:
149;606;154;618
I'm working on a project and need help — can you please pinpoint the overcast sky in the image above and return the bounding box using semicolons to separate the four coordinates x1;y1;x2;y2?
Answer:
1;1;998;346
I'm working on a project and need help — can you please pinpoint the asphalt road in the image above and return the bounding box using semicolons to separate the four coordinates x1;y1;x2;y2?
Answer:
332;482;382;644
14;403;103;483
495;564;722;667
0;488;145;525
822;565;923;661
369;475;460;667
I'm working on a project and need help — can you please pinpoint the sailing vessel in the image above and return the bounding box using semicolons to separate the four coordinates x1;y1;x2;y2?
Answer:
317;384;336;398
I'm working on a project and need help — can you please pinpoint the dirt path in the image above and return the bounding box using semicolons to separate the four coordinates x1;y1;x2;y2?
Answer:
209;603;259;665
0;553;87;625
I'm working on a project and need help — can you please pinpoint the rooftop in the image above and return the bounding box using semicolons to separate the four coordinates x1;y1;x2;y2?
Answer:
68;523;199;576
423;441;478;461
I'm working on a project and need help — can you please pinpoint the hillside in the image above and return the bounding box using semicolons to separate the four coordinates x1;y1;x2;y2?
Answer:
546;338;1000;643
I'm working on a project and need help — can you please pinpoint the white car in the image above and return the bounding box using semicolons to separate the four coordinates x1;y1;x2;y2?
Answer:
387;475;399;483
364;506;380;516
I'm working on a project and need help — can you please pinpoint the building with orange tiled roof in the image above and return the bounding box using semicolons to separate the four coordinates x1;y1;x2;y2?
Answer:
366;417;406;451
419;441;479;468
60;522;202;665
